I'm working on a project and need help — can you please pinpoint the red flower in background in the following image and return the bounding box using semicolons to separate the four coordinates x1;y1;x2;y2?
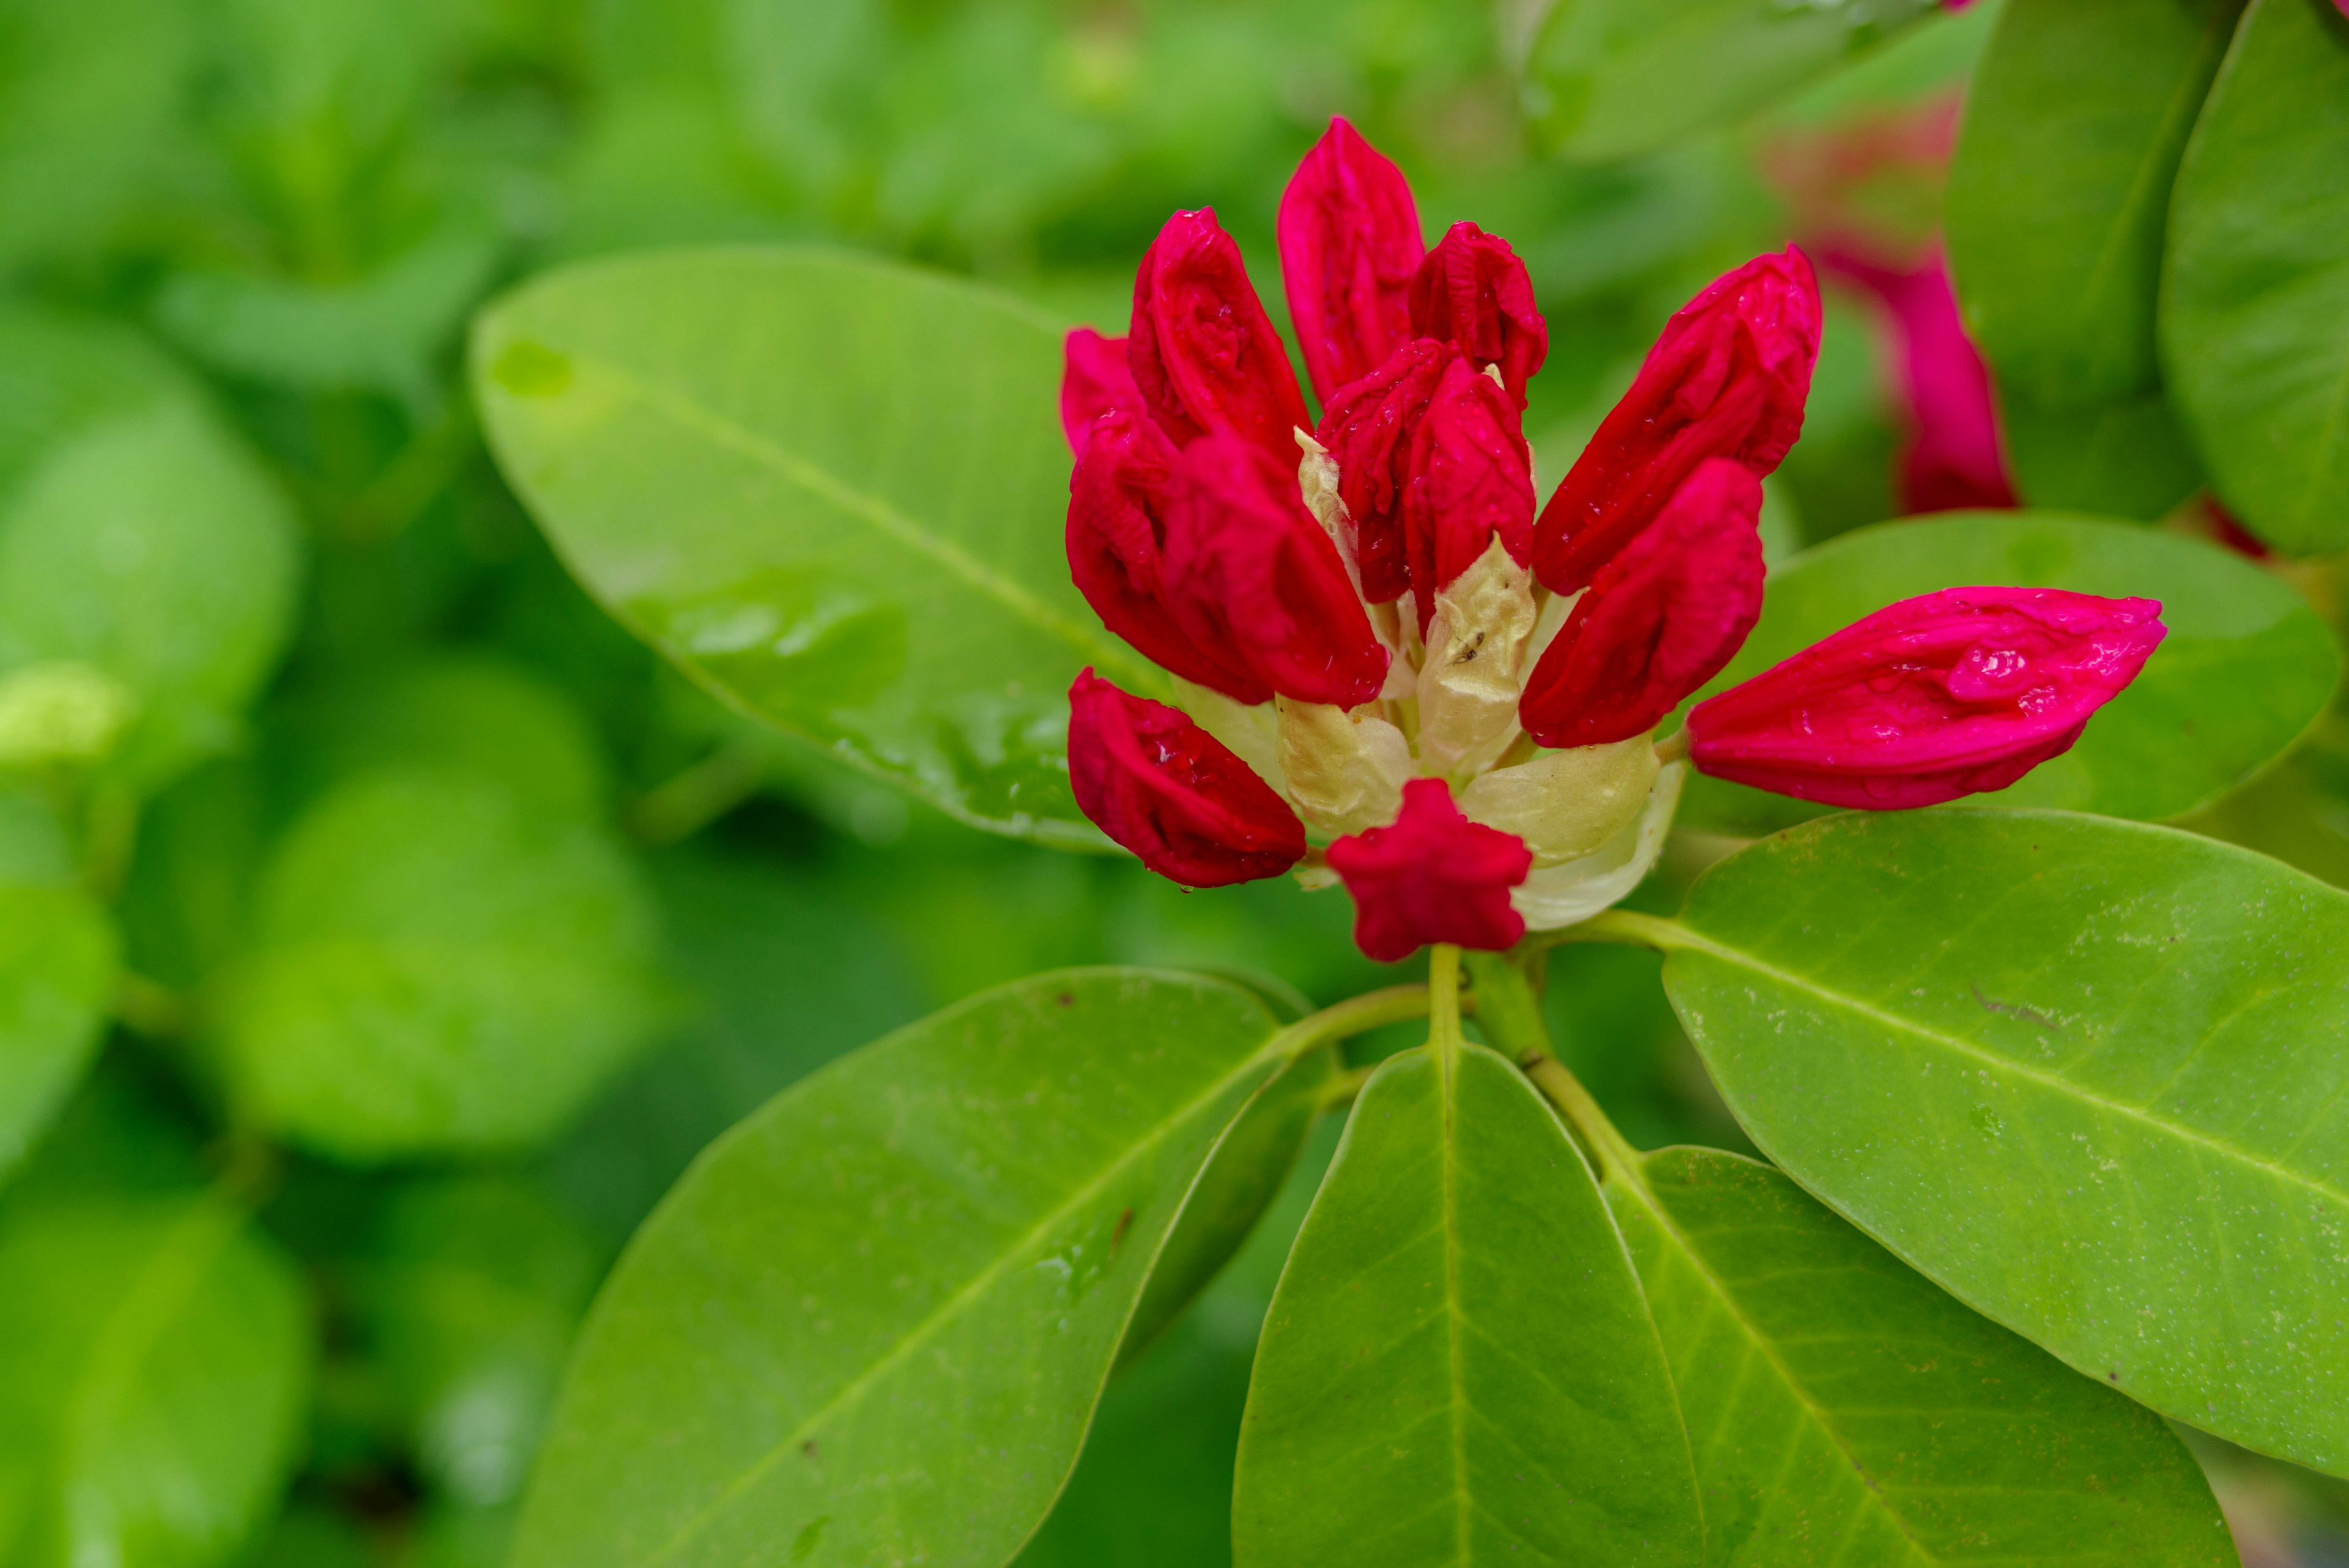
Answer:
1055;118;2164;960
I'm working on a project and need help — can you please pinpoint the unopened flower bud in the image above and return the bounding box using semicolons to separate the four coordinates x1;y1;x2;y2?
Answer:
1128;210;1311;464
1536;248;1822;593
1408;222;1548;408
1160;435;1391;709
1325;778;1532;961
1520;458;1764;749
1060;328;1140;451
1278;117;1425;404
1067;670;1305;886
1685;587;2167;809
1402;356;1535;637
1066;411;1272;704
1314;338;1450;604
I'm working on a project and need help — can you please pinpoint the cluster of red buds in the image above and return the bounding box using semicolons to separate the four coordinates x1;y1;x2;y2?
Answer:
1061;120;2165;962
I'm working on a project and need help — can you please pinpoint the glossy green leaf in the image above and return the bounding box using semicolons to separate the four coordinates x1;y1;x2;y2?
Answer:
0;1195;312;1568
512;969;1290;1568
1675;513;2338;836
0;885;119;1188
220;769;669;1161
1609;1145;2236;1564
472;248;1146;847
0;311;303;794
1233;1041;1702;1567
1657;808;2349;1475
1997;386;2205;521
2162;0;2349;553
1520;0;1940;164
1946;0;2243;406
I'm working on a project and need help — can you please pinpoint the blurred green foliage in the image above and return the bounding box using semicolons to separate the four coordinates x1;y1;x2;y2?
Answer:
1;0;2343;1562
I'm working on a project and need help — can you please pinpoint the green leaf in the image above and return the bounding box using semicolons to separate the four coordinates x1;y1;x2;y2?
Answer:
1675;512;2339;836
0;885;118;1189
1946;0;2243;407
471;247;1146;847
219;768;669;1161
1609;1145;2236;1565
0;310;303;793
1996;385;2205;520
2162;0;2349;553
0;1194;313;1568
1520;0;1940;164
511;968;1290;1568
1655;808;2349;1476
1233;1041;1703;1568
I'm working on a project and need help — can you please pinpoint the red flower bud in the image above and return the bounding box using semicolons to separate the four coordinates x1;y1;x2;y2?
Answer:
1535;248;1822;593
1520;459;1764;748
1067;670;1305;887
1061;328;1140;451
1278;117;1426;405
1825;248;2016;515
1066;411;1272;705
1401;356;1535;636
1160;435;1391;708
1408;223;1548;409
1313;338;1450;603
1326;778;1531;961
1128;209;1311;464
1685;587;2166;809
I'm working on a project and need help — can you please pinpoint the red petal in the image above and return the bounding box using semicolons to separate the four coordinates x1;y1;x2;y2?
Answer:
1401;356;1535;636
1066;411;1272;704
1278;117;1426;405
1061;328;1141;451
1067;670;1304;886
1521;459;1764;748
1686;586;2167;809
1159;435;1390;708
1825;247;2016;515
1535;248;1822;593
1313;338;1451;603
1408;223;1548;408
1325;778;1531;962
1128;209;1311;465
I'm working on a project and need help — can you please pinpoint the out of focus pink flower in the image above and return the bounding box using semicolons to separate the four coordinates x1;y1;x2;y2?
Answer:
1325;779;1531;962
1826;247;2019;515
1686;587;2165;809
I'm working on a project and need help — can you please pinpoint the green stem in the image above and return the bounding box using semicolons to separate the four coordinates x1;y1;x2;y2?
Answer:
631;740;770;845
1262;983;1431;1066
1464;948;1647;1186
1428;945;1464;1063
1316;1063;1378;1112
1516;907;1686;960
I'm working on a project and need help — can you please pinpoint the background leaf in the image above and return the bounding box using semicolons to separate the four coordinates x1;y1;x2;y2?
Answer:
511;968;1286;1568
218;769;669;1161
0;1194;312;1568
1659;808;2349;1477
1520;0;1942;164
0;886;119;1189
1675;513;2338;836
472;248;1143;847
1233;1041;1703;1568
1611;1145;2238;1566
2162;0;2349;553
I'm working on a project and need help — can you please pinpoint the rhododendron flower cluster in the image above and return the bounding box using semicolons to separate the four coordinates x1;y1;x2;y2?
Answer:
1061;119;2165;962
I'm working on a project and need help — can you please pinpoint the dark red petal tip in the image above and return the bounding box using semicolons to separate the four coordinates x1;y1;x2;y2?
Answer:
1067;670;1305;887
1129;209;1311;464
1685;586;2167;809
1061;328;1141;452
1278;117;1426;404
1325;778;1531;962
1066;411;1272;705
1408;222;1548;408
1314;338;1452;604
1535;247;1823;594
1520;458;1764;749
1159;435;1390;709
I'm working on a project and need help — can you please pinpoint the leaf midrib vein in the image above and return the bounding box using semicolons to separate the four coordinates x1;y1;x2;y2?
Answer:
629;1045;1276;1568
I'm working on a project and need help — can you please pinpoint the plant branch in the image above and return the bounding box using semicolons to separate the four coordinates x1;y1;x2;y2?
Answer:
1261;983;1431;1066
1516;907;1687;960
